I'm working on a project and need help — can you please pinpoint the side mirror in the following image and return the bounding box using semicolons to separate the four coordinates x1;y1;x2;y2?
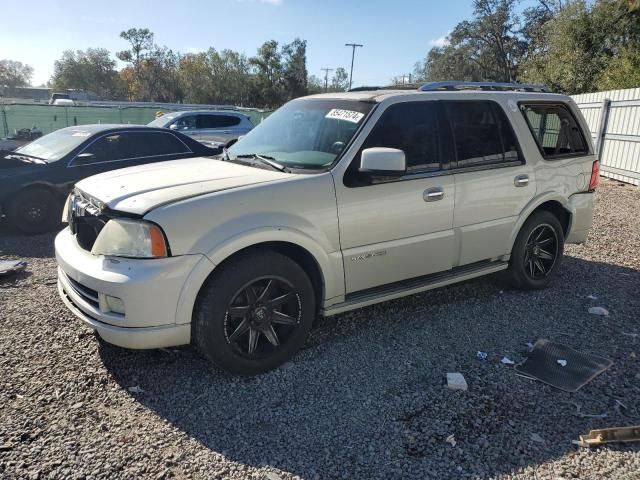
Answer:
74;152;95;164
359;147;406;176
169;124;179;130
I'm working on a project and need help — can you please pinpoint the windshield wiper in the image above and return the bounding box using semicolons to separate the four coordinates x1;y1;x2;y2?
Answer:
5;153;47;164
234;153;290;173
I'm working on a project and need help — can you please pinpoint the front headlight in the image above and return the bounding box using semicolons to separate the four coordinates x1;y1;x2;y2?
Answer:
91;218;168;258
62;195;71;223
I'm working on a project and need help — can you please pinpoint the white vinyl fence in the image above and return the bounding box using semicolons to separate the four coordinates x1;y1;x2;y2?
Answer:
573;88;640;186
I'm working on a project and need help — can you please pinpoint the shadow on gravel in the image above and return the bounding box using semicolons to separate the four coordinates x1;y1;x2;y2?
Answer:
95;255;639;478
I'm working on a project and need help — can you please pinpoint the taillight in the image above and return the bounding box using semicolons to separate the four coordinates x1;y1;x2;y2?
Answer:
588;160;599;192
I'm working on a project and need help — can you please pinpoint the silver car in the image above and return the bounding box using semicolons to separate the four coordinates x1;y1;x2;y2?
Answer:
148;110;254;144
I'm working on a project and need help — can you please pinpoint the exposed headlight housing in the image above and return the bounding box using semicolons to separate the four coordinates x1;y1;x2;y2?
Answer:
62;195;71;223
91;218;168;258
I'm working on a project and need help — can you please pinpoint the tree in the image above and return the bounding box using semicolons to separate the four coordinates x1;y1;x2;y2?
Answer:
116;28;155;100
50;48;122;99
282;38;308;100
330;67;349;91
249;40;284;108
0;60;33;88
520;0;640;93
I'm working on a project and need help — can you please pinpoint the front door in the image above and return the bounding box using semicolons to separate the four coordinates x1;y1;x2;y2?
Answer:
334;100;456;294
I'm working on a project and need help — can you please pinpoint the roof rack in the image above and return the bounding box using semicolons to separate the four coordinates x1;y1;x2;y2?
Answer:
419;81;551;93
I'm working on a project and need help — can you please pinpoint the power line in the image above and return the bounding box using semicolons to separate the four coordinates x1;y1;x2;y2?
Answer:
345;43;363;90
321;67;334;92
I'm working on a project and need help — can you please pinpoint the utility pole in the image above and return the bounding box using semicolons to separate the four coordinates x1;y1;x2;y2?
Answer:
321;68;334;92
345;43;363;90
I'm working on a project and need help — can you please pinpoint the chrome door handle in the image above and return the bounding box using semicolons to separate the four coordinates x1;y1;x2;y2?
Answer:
514;174;529;187
424;187;444;202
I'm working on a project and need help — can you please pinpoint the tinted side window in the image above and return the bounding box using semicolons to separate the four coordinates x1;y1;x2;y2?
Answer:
360;102;440;172
521;104;587;158
83;132;188;162
172;115;196;131
197;114;241;129
143;132;190;155
445;101;518;168
83;133;139;162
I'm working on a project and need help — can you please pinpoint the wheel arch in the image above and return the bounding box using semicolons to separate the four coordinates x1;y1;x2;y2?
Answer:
175;228;344;327
508;194;573;252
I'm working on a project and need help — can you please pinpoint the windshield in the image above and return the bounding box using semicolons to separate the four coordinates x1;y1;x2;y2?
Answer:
147;114;177;128
14;128;93;162
228;99;374;169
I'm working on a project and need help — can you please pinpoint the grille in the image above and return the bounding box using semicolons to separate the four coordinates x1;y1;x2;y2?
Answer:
65;274;100;309
69;192;108;252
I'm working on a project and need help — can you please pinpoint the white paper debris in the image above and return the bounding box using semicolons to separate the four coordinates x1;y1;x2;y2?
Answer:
446;372;468;391
445;434;457;447
557;359;568;367
128;385;144;394
587;294;598;300
501;356;515;365
588;306;609;316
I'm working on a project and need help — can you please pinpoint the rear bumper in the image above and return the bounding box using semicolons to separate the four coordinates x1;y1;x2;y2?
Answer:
566;192;595;244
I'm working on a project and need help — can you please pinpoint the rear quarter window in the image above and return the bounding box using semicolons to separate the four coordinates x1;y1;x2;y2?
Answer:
520;103;588;159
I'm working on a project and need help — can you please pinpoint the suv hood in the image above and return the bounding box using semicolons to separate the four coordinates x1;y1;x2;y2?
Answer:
75;157;291;215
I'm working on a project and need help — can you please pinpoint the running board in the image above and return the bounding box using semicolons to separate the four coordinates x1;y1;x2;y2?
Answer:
322;260;509;316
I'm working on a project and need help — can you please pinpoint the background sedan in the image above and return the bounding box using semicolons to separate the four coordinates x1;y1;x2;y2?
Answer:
0;125;221;234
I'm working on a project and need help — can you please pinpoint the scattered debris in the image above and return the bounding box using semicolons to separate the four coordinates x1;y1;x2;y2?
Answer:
530;433;545;444
501;356;515;365
573;426;640;447
128;386;144;394
572;403;608;419
265;472;284;480
525;342;534;350
514;339;613;392
586;294;598;300
615;400;628;411
0;260;27;277
588;306;609;316
445;434;457;447
446;372;468;391
476;351;488;361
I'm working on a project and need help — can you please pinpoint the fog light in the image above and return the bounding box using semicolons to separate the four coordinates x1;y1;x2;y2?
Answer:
105;295;125;314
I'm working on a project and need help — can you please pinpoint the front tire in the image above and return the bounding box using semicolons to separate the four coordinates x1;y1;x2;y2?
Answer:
6;188;61;234
193;250;316;375
507;210;565;289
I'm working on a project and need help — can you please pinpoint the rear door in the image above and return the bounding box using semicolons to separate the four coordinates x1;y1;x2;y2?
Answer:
335;100;456;294
445;100;537;266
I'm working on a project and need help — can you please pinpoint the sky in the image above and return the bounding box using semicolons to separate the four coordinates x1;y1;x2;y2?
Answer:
0;0;475;88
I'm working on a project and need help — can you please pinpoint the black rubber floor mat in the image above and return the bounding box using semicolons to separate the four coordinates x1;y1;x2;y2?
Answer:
515;339;613;392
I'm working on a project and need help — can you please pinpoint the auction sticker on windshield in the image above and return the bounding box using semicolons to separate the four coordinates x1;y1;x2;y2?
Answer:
325;109;365;123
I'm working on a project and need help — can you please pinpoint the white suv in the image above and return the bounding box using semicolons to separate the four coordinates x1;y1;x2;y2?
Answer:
56;82;598;374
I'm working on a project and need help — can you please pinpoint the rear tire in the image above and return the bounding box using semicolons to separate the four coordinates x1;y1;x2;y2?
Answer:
6;188;61;234
506;210;565;289
193;250;316;375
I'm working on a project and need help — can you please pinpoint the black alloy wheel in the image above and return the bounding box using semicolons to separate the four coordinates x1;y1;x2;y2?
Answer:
193;250;315;375
224;276;302;358
523;224;559;280
507;210;565;289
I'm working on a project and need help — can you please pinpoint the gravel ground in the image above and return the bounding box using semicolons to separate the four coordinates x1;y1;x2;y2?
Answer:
1;178;639;480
